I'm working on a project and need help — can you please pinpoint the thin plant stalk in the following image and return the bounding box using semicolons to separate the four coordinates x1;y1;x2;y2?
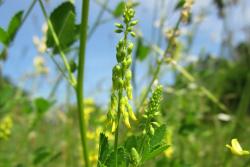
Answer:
114;90;122;167
38;0;76;87
135;18;181;113
75;0;90;167
114;22;129;167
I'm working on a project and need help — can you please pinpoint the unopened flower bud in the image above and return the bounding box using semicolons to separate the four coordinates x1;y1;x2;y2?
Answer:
131;148;140;165
115;23;123;29
127;42;134;53
130;20;138;26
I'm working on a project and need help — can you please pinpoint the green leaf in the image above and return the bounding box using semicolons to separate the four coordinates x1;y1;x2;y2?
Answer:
175;0;186;10
135;38;150;61
34;97;53;114
113;2;125;17
7;11;23;44
98;161;107;167
150;124;167;147
33;147;51;165
0;48;7;61
97;133;110;165
143;143;169;161
113;2;140;18
46;2;77;53
0;27;8;45
105;147;129;167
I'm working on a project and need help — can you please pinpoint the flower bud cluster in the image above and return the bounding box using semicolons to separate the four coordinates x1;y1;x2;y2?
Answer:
107;5;138;132
181;0;194;23
165;29;180;47
114;6;138;38
142;85;163;136
33;56;49;74
33;23;48;54
0;115;13;140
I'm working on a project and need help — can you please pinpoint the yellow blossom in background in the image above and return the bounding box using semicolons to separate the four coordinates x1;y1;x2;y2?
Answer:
226;138;250;156
78;99;113;166
0;115;13;140
164;127;174;158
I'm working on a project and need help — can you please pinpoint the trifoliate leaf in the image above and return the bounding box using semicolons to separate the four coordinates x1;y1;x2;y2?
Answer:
46;2;78;53
97;133;110;165
0;27;8;45
34;97;53;114
143;143;169;161
135;38;150;61
150;124;167;147
105;147;129;167
7;11;23;44
113;2;126;17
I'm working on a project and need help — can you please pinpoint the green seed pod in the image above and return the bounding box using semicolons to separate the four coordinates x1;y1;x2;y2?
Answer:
115;23;123;29
130;31;136;37
131;147;140;165
151;122;160;127
154;112;160;116
115;29;123;33
127;26;133;32
128;9;135;17
130;20;138;26
149;125;155;135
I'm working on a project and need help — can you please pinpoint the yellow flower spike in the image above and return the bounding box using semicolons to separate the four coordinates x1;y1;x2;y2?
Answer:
226;138;250;156
123;112;131;128
111;121;117;133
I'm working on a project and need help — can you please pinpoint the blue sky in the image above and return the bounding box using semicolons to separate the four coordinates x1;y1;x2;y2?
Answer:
0;0;249;105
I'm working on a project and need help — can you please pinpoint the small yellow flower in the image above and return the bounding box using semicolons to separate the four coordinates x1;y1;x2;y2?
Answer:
226;138;250;156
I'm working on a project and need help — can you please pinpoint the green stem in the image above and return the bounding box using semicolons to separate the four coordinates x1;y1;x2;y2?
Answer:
22;0;37;25
38;0;76;87
152;45;230;113
75;0;90;167
114;90;122;167
114;22;129;167
136;19;181;113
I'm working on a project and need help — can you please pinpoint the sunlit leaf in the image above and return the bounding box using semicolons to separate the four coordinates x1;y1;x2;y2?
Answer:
150;124;167;147
34;97;53;114
113;2;140;17
46;2;78;53
175;0;186;10
33;147;51;165
135;37;150;61
0;27;8;45
98;133;110;165
7;11;23;44
113;2;125;17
